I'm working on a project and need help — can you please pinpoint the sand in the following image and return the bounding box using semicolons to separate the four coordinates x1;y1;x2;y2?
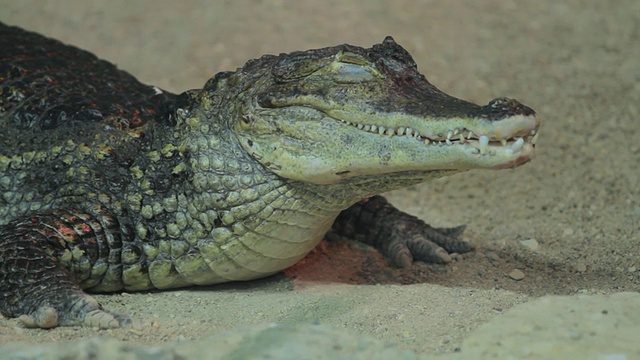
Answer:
0;0;638;357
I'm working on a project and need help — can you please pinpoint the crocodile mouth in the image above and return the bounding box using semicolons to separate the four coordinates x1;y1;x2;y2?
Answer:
242;99;540;183
255;95;539;166
334;115;539;154
326;111;540;169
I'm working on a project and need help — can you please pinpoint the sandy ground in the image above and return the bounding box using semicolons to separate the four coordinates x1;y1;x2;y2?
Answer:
0;0;638;356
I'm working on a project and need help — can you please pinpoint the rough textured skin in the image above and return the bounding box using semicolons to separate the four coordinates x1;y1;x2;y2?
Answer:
0;23;539;328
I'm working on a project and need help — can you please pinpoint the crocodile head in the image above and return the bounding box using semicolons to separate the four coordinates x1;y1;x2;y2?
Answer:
209;36;540;186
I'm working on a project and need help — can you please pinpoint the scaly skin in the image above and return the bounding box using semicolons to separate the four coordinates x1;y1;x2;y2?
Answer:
0;23;540;328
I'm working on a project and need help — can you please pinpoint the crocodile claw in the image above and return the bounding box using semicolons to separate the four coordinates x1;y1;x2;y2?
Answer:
16;291;131;329
331;196;474;268
384;223;473;268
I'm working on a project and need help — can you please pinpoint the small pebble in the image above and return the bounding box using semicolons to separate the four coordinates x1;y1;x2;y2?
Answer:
520;238;540;251
576;263;587;273
508;269;525;280
486;252;501;262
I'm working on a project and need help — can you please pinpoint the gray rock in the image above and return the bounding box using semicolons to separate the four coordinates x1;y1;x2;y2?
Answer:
519;238;540;251
0;323;421;360
508;269;526;280
458;292;640;359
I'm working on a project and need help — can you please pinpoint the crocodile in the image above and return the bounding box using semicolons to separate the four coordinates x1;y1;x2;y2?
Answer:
0;23;539;329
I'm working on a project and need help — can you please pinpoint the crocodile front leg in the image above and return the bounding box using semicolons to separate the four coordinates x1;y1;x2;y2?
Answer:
0;208;130;329
330;196;474;268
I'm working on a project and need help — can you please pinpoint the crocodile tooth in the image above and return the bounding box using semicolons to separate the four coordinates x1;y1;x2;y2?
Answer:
424;138;430;145
531;132;539;145
459;136;466;144
467;131;474;140
479;135;489;153
531;129;537;135
397;127;405;135
386;128;394;137
378;126;385;135
364;125;371;131
414;131;420;138
445;139;452;146
405;128;414;137
447;130;453;139
356;123;364;130
370;125;377;133
501;139;507;146
511;138;525;152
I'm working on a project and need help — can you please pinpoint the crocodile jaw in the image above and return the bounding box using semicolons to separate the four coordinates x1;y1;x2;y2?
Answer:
324;109;539;171
235;105;539;185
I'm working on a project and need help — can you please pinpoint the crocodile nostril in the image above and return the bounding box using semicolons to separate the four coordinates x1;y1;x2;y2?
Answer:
488;97;536;116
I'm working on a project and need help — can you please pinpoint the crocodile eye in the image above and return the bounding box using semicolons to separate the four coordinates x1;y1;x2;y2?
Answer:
332;63;375;82
331;52;378;82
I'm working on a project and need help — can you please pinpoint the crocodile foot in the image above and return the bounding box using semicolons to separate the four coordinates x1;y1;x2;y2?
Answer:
331;196;474;268
16;291;131;329
0;210;132;329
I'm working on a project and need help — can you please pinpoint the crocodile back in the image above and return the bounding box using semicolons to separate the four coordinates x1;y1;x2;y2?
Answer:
0;22;177;154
